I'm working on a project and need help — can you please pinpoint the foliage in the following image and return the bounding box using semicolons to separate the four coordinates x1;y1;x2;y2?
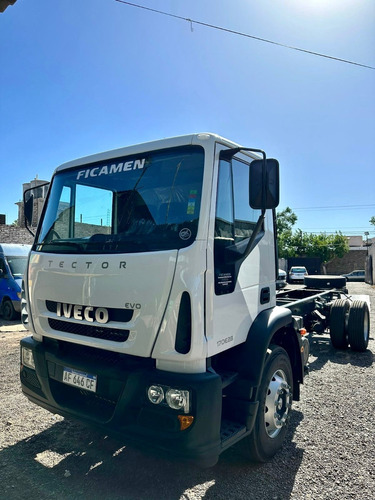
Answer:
370;216;375;227
276;207;349;264
276;207;297;234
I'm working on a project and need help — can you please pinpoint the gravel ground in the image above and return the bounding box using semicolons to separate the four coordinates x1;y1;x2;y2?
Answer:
0;282;374;500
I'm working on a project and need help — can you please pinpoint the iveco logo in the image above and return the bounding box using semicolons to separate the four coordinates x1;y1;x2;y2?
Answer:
179;228;192;240
56;302;109;324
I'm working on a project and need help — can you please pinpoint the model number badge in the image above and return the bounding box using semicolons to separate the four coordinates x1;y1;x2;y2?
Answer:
217;335;233;347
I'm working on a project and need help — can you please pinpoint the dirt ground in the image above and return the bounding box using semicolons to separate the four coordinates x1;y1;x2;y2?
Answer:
0;282;374;499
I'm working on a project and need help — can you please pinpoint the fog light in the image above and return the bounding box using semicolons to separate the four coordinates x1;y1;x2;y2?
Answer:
22;347;35;370
147;385;164;405
166;388;190;413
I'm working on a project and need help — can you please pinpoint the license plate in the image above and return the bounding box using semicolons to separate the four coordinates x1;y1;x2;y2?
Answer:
62;367;97;393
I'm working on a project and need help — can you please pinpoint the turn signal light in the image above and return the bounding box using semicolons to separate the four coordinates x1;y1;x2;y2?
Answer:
299;328;307;336
178;415;194;431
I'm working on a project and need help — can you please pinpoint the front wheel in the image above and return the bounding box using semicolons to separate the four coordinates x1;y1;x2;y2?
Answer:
2;299;17;321
242;345;293;462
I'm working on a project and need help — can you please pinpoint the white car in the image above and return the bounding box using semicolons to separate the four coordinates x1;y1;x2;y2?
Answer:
288;266;308;283
276;269;287;289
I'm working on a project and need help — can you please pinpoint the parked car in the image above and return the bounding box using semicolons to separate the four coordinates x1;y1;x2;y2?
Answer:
342;270;365;282
276;269;287;289
288;266;308;283
0;243;31;320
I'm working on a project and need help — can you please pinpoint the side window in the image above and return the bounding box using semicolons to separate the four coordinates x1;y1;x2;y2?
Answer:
214;157;263;295
53;186;72;239
215;160;234;245
0;258;6;276
232;158;261;243
214;160;235;295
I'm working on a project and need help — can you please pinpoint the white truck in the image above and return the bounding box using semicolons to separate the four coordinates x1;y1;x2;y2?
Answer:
20;133;370;467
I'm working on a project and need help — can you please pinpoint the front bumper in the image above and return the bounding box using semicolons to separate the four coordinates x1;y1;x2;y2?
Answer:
20;336;223;467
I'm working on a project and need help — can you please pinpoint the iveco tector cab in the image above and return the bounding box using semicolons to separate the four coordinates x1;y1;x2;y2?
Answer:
20;133;309;467
0;243;31;320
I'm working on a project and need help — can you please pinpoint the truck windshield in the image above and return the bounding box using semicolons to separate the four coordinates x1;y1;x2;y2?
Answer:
36;146;205;254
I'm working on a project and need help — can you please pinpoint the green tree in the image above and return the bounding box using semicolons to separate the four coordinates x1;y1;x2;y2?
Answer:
276;208;349;263
276;207;298;258
304;232;348;264
370;216;375;227
276;206;298;234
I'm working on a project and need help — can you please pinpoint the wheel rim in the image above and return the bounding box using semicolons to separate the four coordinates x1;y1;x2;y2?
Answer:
264;369;292;438
363;310;370;342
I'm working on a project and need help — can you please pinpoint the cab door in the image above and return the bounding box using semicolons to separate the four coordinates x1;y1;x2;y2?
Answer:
205;145;276;357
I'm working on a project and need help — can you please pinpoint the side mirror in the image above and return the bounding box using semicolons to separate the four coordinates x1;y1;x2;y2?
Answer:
249;158;279;210
23;181;50;237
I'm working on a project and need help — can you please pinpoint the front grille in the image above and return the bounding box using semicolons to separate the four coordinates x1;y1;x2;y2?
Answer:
50;380;116;422
48;318;130;342
43;337;155;369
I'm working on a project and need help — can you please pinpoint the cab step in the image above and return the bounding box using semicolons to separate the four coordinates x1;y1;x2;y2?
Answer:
218;370;239;388
220;419;246;448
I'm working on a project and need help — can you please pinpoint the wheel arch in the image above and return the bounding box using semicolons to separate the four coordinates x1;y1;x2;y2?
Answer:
219;306;303;393
270;325;304;400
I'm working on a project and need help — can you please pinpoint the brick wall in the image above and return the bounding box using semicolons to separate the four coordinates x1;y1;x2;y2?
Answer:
325;249;367;274
0;225;34;245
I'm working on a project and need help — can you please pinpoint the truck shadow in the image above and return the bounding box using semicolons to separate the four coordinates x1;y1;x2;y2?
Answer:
0;411;304;500
307;333;374;372
0;318;22;327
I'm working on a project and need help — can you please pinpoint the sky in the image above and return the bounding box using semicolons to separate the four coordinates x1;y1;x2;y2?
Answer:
1;0;374;238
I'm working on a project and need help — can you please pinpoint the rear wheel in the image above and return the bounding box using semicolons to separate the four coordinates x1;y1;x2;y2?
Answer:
329;299;350;349
2;299;17;321
242;345;293;462
348;300;370;352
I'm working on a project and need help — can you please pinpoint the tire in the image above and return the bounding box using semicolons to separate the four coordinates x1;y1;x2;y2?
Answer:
304;275;347;290
242;345;293;462
348;300;370;352
2;299;17;321
329;299;350;349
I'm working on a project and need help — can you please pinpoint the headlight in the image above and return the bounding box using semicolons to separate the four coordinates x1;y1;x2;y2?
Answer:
22;347;35;370
147;385;164;405
166;388;190;413
147;384;191;413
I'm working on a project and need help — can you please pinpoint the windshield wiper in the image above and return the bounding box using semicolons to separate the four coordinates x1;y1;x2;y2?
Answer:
38;240;84;252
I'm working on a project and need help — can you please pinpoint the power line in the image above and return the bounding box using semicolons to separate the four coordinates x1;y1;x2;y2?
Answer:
291;204;375;211
115;0;375;70
302;229;375;233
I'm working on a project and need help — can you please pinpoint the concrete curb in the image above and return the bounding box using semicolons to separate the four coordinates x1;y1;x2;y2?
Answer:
0;323;27;333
